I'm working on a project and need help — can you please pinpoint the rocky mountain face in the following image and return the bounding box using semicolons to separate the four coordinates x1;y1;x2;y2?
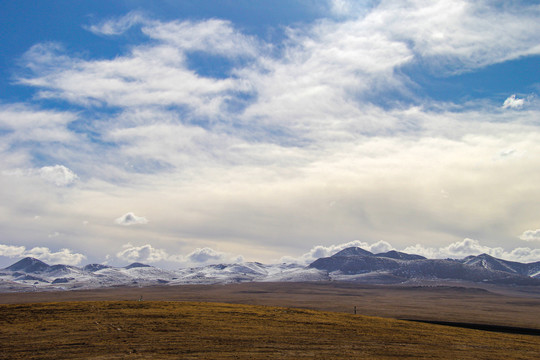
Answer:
1;248;539;292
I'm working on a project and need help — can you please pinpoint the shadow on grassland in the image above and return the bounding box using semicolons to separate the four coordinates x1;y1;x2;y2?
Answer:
402;319;540;336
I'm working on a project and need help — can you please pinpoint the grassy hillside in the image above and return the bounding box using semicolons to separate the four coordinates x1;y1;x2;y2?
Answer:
0;301;538;359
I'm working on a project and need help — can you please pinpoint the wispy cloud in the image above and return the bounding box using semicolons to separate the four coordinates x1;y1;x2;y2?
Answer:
0;103;77;144
367;0;540;72
86;11;147;36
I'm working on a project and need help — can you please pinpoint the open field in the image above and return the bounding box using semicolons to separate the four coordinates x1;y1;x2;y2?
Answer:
2;282;540;329
1;300;539;359
1;282;540;359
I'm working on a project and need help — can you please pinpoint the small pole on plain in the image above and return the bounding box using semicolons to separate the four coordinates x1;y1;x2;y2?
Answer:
354;306;357;315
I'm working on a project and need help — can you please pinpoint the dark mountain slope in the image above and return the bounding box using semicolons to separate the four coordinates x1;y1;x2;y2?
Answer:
5;257;50;273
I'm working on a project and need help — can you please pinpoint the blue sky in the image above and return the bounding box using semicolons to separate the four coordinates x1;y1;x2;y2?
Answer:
1;0;540;268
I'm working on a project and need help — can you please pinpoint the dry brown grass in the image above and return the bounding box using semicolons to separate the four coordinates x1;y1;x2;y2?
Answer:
0;300;538;359
2;282;540;329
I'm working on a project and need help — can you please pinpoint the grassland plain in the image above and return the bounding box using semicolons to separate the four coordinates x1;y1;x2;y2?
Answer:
2;282;540;329
0;300;539;359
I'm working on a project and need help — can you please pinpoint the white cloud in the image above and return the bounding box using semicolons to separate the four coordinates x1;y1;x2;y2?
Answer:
39;165;78;186
186;247;244;264
115;244;243;266
115;212;148;226
24;247;86;265
0;244;85;265
0;244;26;258
116;243;169;263
402;238;540;263
504;247;540;263
403;238;501;259
2;165;78;188
502;94;525;109
88;13;260;58
19;20;256;114
143;18;260;57
519;229;540;242
369;0;540;72
0;103;77;143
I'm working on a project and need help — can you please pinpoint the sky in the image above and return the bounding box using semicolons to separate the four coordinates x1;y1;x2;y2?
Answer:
1;0;540;269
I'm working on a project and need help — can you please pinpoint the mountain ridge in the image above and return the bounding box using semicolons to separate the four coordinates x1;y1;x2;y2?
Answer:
1;248;539;292
309;248;540;286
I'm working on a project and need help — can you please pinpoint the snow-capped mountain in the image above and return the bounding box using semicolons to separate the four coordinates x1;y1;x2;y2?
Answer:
309;248;540;285
460;253;540;278
5;257;50;273
1;247;539;292
0;258;309;291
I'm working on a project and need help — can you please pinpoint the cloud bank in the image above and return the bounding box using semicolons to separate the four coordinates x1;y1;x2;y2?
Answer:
2;239;539;269
115;243;243;266
402;238;540;263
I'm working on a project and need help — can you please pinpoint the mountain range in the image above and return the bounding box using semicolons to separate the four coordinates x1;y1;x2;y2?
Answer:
1;247;539;292
309;249;540;285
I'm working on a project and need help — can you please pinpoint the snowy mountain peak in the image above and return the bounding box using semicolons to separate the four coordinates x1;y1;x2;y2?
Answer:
4;257;50;273
333;247;373;257
460;253;540;277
